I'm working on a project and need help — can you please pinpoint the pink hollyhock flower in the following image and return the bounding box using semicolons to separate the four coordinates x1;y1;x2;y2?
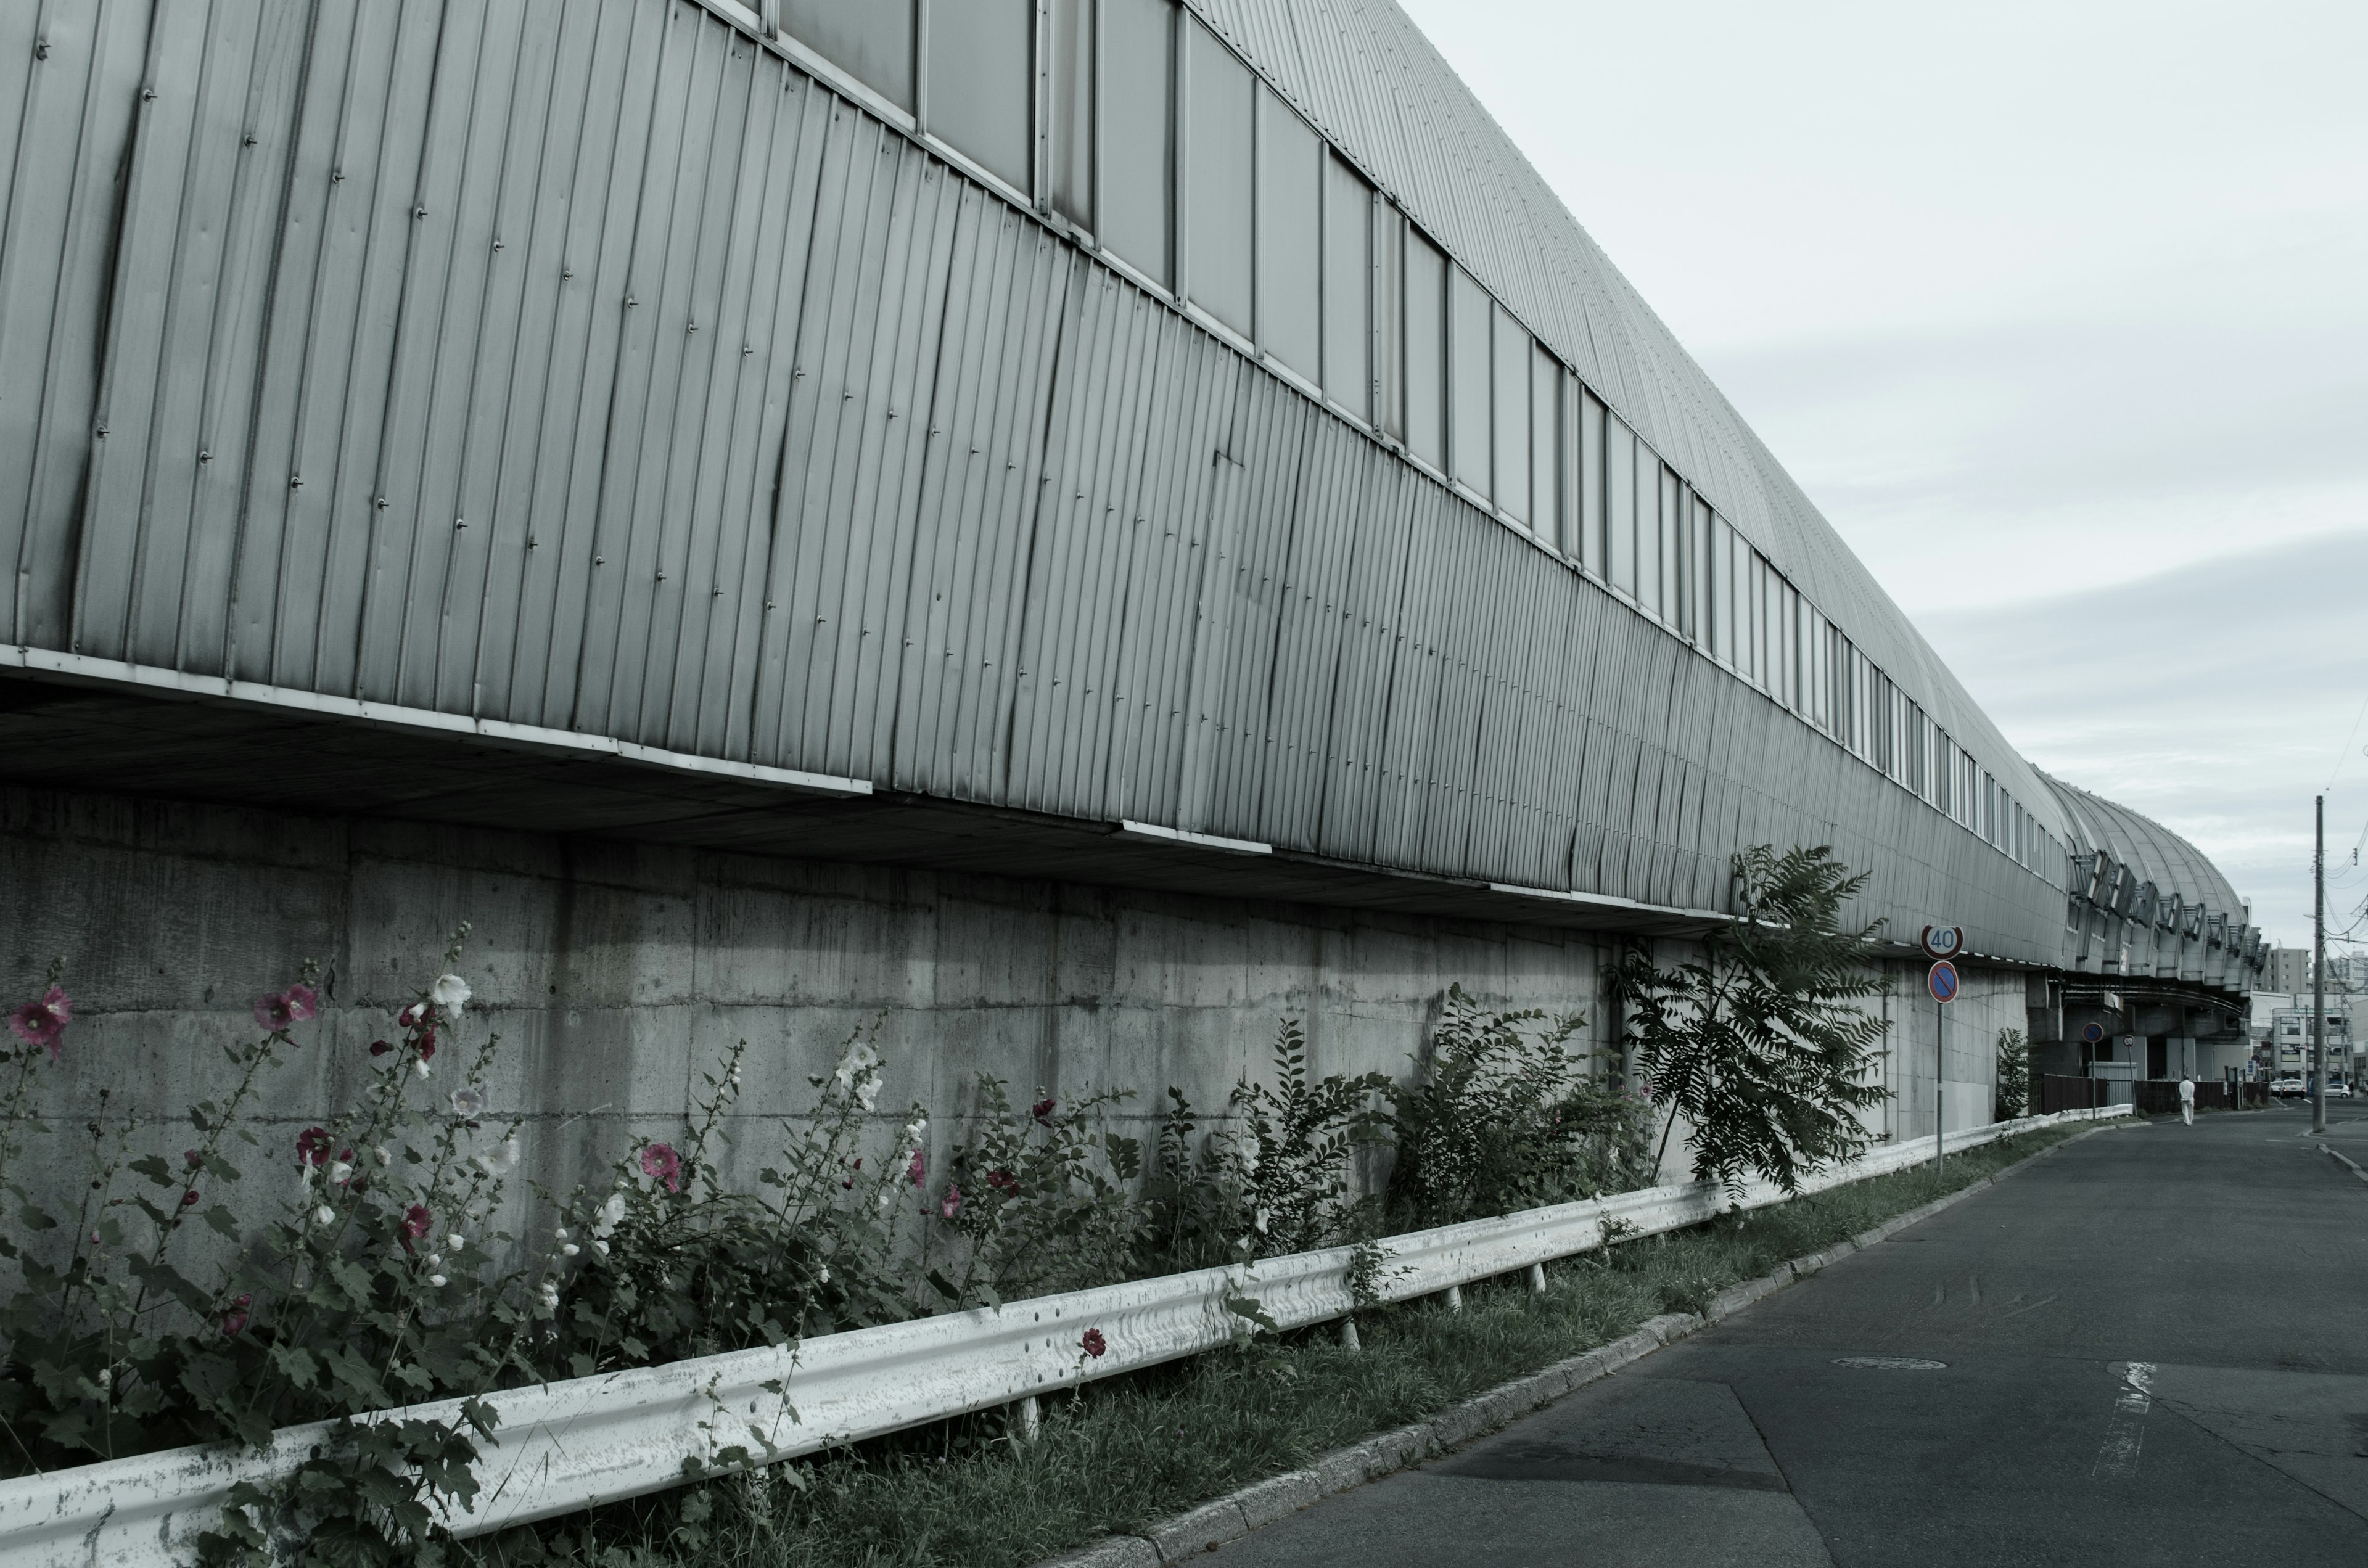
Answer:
986;1168;1018;1192
1031;1097;1056;1125
939;1184;962;1220
9;985;71;1061
639;1142;683;1194
400;1204;432;1249
295;1127;332;1167
253;984;318;1031
1080;1328;1107;1358
907;1150;926;1186
221;1294;252;1337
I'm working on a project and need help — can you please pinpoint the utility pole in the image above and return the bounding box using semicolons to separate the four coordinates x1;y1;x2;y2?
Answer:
2314;794;2327;1136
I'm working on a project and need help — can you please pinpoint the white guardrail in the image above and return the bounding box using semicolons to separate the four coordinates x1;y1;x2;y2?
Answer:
1;1107;2124;1565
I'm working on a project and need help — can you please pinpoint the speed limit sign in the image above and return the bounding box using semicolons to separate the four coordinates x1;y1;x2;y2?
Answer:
1920;926;1965;960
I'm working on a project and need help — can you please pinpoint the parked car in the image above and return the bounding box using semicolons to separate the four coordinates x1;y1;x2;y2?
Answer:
2327;1080;2353;1099
2272;1077;2306;1097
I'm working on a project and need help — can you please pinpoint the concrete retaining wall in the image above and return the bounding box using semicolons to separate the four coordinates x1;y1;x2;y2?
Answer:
0;786;1618;1219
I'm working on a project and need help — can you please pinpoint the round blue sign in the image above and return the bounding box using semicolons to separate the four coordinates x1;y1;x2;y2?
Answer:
1928;960;1960;1004
2080;1022;2106;1044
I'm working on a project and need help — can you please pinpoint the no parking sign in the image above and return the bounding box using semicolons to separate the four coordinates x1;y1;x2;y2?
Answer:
1928;960;1960;1004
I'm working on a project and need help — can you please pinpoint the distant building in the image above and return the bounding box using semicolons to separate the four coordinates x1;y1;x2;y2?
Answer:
2265;947;2314;994
2267;1006;2357;1082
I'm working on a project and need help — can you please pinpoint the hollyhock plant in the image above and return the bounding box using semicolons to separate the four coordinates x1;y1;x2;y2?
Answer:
431;973;471;1019
938;1184;962;1220
296;1127;333;1168
1080;1328;1107;1358
1031;1096;1056;1125
9;985;70;1060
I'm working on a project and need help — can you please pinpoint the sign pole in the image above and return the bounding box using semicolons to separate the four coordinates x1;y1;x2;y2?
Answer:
1920;927;1962;1173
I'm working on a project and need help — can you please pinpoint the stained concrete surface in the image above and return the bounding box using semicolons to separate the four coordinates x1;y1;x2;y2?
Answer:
1215;1105;2368;1566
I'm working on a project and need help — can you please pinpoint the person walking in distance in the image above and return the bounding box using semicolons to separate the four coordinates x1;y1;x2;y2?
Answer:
2179;1073;2196;1127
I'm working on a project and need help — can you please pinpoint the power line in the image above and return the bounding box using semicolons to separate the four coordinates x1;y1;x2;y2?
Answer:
2329;691;2368;792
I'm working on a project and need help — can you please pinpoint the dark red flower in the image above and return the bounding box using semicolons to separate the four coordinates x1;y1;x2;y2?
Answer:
180;1189;200;1207
417;1030;437;1060
1080;1328;1107;1358
1031;1097;1056;1125
368;1038;393;1057
399;1204;432;1249
253;984;317;1032
183;1149;202;1170
986;1168;1018;1192
295;1127;332;1167
398;1003;422;1028
8;985;70;1061
221;1294;252;1337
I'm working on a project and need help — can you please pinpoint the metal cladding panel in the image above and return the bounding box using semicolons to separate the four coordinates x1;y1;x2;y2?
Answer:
0;0;2222;979
1181;0;2065;852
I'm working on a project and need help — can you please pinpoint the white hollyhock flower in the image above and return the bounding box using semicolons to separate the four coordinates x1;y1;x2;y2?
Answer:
328;1161;352;1184
445;1233;466;1252
414;1059;432;1079
538;1282;560;1310
313;1204;335;1227
372;1144;390;1166
432;974;471;1017
427;1273;447;1288
591;1238;610;1257
562;1243;579;1257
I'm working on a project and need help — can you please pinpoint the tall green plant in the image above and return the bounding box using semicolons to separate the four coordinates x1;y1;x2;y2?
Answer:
1141;1022;1389;1273
1611;845;1892;1196
1385;986;1652;1228
1994;1027;2033;1120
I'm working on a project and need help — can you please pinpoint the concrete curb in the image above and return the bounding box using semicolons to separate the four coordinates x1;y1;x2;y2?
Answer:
1032;1123;2115;1568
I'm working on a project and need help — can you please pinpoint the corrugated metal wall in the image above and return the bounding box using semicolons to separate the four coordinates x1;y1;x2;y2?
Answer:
0;0;2091;964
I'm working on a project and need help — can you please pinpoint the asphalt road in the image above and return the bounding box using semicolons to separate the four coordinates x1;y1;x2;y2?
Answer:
1215;1105;2368;1566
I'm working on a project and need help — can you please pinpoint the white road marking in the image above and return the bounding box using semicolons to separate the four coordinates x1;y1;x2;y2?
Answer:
2092;1361;2154;1479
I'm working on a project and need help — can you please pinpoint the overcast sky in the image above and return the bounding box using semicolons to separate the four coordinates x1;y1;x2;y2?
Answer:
1399;0;2368;948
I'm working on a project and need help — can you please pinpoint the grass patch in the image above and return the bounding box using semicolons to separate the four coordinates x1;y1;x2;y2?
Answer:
465;1125;2095;1568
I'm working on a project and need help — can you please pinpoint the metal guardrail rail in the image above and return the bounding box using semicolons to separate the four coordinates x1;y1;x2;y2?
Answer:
0;1107;2123;1566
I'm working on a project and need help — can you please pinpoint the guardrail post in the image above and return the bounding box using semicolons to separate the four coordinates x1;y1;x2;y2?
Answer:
1338;1318;1360;1351
1016;1394;1041;1443
1445;1285;1463;1313
1528;1263;1547;1292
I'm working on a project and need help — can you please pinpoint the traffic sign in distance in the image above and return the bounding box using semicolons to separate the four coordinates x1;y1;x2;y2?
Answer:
1928;960;1960;1004
1920;925;1965;960
2080;1022;2107;1044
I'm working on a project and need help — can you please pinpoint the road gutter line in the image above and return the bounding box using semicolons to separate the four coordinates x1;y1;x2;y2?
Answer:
2317;1143;2368;1186
1036;1125;2124;1568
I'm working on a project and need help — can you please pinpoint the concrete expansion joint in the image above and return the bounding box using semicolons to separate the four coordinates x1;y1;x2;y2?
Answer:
1029;1125;2115;1568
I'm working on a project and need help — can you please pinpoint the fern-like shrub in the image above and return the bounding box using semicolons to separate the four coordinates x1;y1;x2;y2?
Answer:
1385;985;1653;1229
